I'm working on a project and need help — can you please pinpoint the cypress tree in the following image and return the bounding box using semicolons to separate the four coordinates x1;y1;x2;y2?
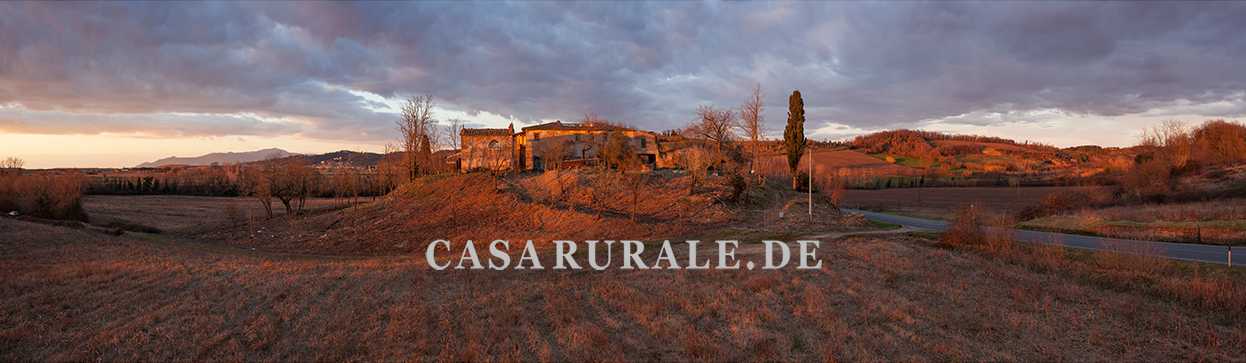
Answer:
784;90;807;189
418;134;433;176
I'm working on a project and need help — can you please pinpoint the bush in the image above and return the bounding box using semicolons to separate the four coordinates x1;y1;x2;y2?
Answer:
940;206;986;248
4;172;88;221
818;174;846;209
940;205;1015;255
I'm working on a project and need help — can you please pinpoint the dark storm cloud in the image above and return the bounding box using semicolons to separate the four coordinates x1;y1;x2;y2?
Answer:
1;1;1245;142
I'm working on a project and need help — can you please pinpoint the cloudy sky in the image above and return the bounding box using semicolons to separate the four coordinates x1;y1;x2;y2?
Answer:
2;1;1245;168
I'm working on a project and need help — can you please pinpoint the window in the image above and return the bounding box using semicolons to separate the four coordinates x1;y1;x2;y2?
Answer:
489;140;501;148
534;133;541;140
640;137;646;148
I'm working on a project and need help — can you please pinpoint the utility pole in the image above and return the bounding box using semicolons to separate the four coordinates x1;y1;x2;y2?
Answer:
808;146;812;220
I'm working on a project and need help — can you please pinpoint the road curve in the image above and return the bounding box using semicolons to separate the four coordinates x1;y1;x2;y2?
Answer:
844;209;1241;266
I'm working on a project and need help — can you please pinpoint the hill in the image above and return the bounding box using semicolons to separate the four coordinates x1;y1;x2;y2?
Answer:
135;148;295;168
200;172;734;255
300;150;387;167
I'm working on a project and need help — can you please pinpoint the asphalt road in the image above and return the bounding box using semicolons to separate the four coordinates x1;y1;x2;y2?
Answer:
845;209;1242;266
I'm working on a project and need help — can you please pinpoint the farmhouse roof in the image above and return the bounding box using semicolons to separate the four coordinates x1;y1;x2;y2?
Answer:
461;123;516;137
461;128;510;136
522;120;634;132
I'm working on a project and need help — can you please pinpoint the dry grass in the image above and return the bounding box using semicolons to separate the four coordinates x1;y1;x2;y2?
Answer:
5;176;1246;361
940;207;1246;323
195;172;733;256
1071;197;1246;223
3;217;1245;361
1019;198;1246;245
770;199;872;233
83;195;343;236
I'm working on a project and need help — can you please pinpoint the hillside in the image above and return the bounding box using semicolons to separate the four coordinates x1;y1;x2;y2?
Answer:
135;148;295;168
199;172;735;255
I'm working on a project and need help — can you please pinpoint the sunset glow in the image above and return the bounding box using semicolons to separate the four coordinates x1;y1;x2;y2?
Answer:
3;2;1246;168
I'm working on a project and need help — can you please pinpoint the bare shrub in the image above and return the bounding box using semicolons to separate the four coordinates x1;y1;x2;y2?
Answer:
1096;239;1170;277
818;174;846;210
584;172;616;220
940;206;986;248
672;146;714;194
9;172;88;221
224;202;242;227
1030;235;1067;272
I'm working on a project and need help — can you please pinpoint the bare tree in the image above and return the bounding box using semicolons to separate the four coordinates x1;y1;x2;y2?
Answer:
686;105;737;158
819;173;846;212
377;142;402;195
1;157;23;176
446;118;465;151
269;156;316;216
397;94;438;181
674;146;714;194
585;172;616;220
532;138;570;171
573;113;605;161
1137;119;1193;171
480;137;513;190
737;84;768;184
289;158;321;215
581;112;606;125
624;173;650;222
577;132;598;160
241;154;280;219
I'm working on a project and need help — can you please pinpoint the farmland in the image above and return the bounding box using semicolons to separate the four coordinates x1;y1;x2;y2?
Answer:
3;172;1245;361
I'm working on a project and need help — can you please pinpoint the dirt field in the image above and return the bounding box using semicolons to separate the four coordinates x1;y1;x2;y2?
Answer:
759;150;916;175
839;186;1081;220
2;175;1245;361
83;195;347;236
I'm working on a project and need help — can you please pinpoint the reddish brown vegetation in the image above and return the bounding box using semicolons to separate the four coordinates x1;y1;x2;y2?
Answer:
1124;119;1246;199
3;215;1244;361
840;186;1079;218
1016;186;1117;220
204;172;732;256
0;171;86;221
936;206;1246;323
850;129;1056;159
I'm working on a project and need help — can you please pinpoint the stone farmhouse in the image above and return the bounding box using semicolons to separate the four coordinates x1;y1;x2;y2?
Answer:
456;121;659;172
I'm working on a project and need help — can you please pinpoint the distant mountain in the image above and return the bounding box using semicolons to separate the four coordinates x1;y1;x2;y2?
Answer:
135;148;295;168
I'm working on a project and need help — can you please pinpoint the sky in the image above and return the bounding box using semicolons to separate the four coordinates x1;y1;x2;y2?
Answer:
2;1;1245;168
